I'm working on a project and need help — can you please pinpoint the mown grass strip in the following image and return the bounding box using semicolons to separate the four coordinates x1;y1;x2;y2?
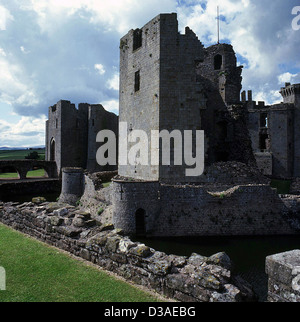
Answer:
0;224;159;302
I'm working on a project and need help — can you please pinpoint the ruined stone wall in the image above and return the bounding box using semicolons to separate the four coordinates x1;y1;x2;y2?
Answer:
87;105;118;173
158;20;206;183
46;100;118;176
154;184;294;237
247;101;295;178
0;179;61;202
46;102;63;174
0;201;256;302
113;180;295;237
45;100;89;175
197;44;242;105
268;104;294;178
266;250;300;302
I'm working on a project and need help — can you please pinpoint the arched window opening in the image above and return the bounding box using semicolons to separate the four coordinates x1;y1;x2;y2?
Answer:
50;138;55;161
214;54;223;70
135;208;146;236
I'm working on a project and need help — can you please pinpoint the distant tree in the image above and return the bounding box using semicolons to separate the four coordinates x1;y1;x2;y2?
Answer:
25;151;40;160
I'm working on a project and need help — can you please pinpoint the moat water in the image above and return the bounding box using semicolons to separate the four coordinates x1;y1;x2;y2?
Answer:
132;235;300;302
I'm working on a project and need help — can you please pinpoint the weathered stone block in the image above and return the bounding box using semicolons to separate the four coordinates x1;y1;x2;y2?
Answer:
129;244;152;258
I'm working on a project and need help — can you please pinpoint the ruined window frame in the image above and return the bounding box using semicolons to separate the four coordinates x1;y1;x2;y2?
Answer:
133;28;142;52
214;54;223;70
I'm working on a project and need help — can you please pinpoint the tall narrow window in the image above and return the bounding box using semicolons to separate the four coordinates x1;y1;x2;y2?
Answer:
50;138;55;161
133;29;142;51
214;54;222;70
260;113;268;128
55;119;58;129
134;70;140;92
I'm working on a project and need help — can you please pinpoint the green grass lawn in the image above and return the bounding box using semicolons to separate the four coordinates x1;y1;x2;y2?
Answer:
0;224;159;302
0;169;47;179
0;149;45;160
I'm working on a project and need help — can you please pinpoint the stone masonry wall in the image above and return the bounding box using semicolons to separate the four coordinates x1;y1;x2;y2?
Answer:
0;201;257;302
266;250;300;302
112;180;297;237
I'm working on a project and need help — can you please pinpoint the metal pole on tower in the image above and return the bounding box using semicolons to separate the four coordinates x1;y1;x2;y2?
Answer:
217;6;220;44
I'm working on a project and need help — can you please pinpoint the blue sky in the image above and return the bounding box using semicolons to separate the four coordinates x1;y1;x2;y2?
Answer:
0;0;299;147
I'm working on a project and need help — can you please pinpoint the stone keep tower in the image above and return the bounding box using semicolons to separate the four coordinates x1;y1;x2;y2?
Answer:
280;83;300;177
197;43;243;106
45;100;89;176
119;13;207;183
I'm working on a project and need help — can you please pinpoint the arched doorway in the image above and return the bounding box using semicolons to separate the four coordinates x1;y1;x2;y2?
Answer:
50;138;55;161
135;208;146;236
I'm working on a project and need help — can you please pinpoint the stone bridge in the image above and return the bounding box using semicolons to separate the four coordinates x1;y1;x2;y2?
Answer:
0;160;58;180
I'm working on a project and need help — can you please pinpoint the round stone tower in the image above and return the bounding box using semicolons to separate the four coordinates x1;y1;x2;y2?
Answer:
59;167;84;205
112;178;160;236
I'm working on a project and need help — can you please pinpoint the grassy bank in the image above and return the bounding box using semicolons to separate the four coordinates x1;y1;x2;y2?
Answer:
0;224;159;302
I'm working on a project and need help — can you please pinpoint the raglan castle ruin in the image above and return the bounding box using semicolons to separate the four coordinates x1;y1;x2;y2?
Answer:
45;13;300;237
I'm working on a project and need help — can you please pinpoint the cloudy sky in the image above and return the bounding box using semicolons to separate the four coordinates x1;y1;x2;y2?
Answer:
0;0;299;147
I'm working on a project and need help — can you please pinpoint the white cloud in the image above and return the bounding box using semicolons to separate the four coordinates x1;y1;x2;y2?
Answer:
20;46;30;54
0;48;6;57
106;73;119;91
278;72;298;85
102;99;119;114
0;56;39;110
94;63;105;75
0;5;14;30
0;116;46;147
23;0;176;34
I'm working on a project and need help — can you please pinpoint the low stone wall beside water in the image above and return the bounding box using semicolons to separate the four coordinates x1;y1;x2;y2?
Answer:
266;250;300;302
0;200;257;302
0;179;61;202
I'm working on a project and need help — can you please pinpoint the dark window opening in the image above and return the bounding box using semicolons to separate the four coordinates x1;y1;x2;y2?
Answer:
260;113;268;128
50;138;55;161
133;29;142;51
92;119;95;127
135;208;146;236
55;119;58;129
214;54;223;70
259;133;269;151
134;70;140;92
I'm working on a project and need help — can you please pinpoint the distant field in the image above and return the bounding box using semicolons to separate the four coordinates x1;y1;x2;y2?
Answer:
0;149;45;160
